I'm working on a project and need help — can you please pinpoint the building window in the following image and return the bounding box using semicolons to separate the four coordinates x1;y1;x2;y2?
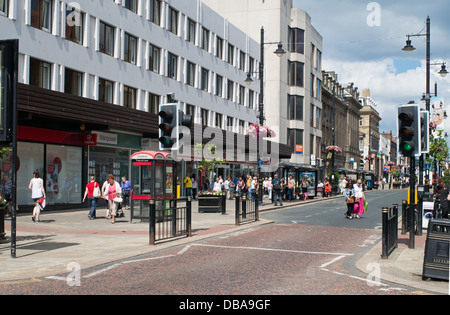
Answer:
227;44;234;65
148;44;160;73
149;0;161;25
239;85;245;105
216;37;223;59
288;27;304;54
239;51;246;71
227;80;234;101
123;85;136;109
248;90;255;109
287;129;304;152
215;75;223;97
216;113;223;129
29;58;51;90
288;61;304;87
0;0;8;16
167;53;178;80
201;109;208;126
186;61;196;86
168;7;178;35
310;104;315;127
227;117;233;132
124;0;138;14
124;33;137;64
202;27;209;52
98;78;114;104
316;107;322;130
30;0;52;33
186;104;195;118
187;19;196;44
64;68;83;97
201;68;209;92
288;95;304;121
99;21;115;56
249;56;255;74
239;120;245;134
65;5;84;45
148;92;160;114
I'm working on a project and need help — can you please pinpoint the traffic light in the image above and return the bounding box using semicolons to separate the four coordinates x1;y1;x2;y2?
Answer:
420;110;430;154
397;104;420;157
158;104;193;151
158;104;178;150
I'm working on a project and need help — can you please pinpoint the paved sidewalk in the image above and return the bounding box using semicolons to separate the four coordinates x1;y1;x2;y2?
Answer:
0;194;448;295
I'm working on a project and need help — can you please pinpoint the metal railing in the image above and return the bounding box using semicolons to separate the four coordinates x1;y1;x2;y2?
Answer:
234;194;259;226
149;198;192;245
381;204;399;259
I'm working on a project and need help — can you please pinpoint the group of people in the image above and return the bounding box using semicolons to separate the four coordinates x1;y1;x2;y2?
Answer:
343;179;366;220
82;175;131;224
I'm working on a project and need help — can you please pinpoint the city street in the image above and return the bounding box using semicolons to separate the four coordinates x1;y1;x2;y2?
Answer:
0;189;438;296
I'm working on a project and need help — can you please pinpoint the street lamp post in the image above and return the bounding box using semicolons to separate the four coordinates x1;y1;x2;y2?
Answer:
402;16;448;186
402;16;448;248
245;27;286;205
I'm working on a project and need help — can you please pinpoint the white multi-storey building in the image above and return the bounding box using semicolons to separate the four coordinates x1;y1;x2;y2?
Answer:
202;0;323;174
0;0;291;208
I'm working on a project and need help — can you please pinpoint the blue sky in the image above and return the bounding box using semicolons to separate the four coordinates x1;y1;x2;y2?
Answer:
293;0;450;133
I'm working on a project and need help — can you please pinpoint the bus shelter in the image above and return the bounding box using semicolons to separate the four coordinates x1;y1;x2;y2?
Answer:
130;151;175;221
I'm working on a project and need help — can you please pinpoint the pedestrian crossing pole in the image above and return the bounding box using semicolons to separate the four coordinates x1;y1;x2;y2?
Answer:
409;158;415;249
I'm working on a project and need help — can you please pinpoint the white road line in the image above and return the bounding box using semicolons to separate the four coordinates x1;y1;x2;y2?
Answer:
318;255;347;269
191;243;353;257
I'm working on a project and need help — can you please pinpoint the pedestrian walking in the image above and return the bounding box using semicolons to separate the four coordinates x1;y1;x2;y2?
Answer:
103;174;122;224
267;177;273;200
237;176;245;197
433;178;449;219
301;179;308;200
352;179;365;219
29;170;46;223
213;178;222;192
82;176;100;219
228;178;235;199
324;180;332;198
2;174;12;216
121;176;131;209
344;179;355;219
272;174;283;206
184;175;192;198
191;175;198;200
287;175;295;201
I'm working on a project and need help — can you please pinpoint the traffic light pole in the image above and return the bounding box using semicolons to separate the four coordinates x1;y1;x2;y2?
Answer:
409;157;415;249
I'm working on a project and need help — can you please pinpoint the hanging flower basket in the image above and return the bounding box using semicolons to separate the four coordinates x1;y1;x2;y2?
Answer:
245;124;276;138
325;145;342;154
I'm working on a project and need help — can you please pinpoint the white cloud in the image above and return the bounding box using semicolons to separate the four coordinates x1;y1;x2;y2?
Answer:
323;57;450;134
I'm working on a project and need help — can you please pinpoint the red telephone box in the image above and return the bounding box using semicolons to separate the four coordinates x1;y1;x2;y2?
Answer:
130;151;175;221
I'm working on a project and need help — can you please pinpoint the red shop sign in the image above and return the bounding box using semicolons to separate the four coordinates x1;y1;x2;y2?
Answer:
84;134;98;146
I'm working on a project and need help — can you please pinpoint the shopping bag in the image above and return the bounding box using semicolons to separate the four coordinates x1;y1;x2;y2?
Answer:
363;200;368;213
37;197;46;211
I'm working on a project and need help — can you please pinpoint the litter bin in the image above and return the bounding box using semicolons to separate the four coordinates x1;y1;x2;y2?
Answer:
422;219;450;281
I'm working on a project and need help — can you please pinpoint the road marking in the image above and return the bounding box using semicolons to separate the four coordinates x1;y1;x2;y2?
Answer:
45;255;176;281
191;243;353;257
318;256;347;269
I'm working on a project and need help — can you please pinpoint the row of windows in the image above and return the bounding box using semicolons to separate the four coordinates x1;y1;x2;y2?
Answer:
28;57;253;133
4;0;259;107
18;0;258;74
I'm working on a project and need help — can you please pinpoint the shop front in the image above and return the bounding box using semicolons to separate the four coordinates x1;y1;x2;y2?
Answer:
3;126;85;209
87;131;142;185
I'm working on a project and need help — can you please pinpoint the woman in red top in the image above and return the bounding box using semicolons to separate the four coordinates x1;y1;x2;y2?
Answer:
82;176;100;220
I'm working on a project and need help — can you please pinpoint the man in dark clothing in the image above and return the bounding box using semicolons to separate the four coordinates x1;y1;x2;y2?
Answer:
433;178;449;219
272;174;283;206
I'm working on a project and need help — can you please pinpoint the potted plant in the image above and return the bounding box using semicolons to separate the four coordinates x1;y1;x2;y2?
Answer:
198;191;223;213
